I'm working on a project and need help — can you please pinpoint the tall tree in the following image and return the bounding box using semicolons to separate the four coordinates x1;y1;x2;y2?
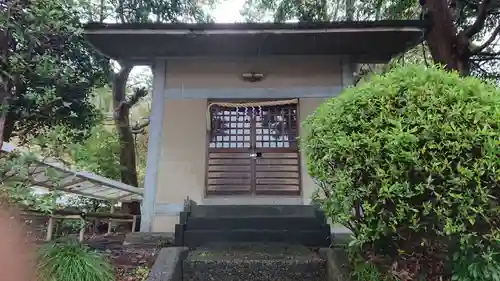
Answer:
365;0;499;77
241;0;374;22
421;0;499;77
0;0;110;144
0;0;14;145
242;0;500;79
84;68;153;186
85;0;213;216
111;0;212;195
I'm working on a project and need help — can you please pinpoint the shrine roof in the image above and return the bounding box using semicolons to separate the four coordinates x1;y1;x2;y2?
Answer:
84;20;427;63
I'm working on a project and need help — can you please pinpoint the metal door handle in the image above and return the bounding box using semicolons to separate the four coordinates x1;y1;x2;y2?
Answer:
250;152;262;158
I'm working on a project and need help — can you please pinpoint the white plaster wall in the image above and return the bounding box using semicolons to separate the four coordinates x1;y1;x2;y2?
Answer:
152;99;207;232
298;97;327;204
165;56;342;89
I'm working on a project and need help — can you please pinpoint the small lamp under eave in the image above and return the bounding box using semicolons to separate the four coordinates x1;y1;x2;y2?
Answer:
241;72;265;83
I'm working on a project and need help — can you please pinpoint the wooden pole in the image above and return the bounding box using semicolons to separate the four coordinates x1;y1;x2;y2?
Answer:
107;204;115;235
46;216;54;241
92;218;98;234
131;215;137;233
79;218;85;242
54;220;59;238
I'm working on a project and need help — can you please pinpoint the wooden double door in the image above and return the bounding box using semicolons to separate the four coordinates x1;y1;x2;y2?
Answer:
207;102;301;196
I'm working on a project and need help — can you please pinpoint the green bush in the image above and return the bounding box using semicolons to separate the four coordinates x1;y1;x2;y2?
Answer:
301;65;500;279
37;239;114;281
453;245;500;281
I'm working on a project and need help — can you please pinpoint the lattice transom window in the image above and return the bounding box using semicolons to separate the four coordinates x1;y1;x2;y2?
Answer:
209;108;251;148
209;102;298;149
255;105;297;148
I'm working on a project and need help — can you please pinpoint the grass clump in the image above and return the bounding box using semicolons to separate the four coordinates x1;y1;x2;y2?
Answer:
37;239;114;281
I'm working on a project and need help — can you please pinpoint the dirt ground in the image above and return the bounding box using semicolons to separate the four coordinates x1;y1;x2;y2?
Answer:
108;246;158;281
4;211;163;281
85;233;160;281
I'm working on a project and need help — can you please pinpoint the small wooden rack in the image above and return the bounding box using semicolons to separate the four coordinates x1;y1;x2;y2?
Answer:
23;208;139;242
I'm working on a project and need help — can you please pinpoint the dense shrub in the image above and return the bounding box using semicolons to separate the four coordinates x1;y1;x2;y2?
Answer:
37;239;114;281
302;65;500;280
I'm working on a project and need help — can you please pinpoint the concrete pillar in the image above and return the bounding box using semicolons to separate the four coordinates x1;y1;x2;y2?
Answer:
141;60;167;232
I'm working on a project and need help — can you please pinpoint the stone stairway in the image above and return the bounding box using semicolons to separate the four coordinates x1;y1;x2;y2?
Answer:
183;242;326;281
174;205;332;248
146;205;333;281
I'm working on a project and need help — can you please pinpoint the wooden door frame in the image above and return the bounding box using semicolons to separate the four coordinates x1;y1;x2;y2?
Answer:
204;98;302;197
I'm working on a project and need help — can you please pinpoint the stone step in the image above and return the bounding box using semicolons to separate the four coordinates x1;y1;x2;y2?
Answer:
183;229;331;248
185;217;327;230
190;205;317;218
123;232;173;248
183;243;326;281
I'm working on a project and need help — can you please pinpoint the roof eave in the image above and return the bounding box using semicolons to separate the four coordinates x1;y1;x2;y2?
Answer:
84;20;427;63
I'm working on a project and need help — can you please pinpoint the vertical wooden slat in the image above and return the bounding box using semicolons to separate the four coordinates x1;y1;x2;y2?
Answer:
253;103;300;195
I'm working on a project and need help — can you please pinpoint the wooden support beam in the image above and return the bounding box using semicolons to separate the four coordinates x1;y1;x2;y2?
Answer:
131;215;137;233
55;215;81;219
25;208;138;220
46;217;54;241
79;218;85;242
107;218;134;222
107;204;115;235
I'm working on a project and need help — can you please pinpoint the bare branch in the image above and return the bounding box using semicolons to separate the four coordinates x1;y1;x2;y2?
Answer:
471;56;499;61
472;23;500;54
476;51;500;57
470;61;489;74
126;87;148;107
114;88;149;121
463;0;493;38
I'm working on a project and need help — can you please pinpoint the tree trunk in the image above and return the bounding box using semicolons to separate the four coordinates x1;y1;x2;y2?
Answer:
424;0;471;75
2;109;15;142
112;64;141;218
0;25;11;146
0;94;9;147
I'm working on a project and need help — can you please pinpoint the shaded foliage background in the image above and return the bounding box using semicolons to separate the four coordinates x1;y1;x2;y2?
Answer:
1;0;111;143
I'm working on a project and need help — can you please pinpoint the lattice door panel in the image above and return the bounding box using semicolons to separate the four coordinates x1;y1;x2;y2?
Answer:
253;104;300;195
208;106;253;194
